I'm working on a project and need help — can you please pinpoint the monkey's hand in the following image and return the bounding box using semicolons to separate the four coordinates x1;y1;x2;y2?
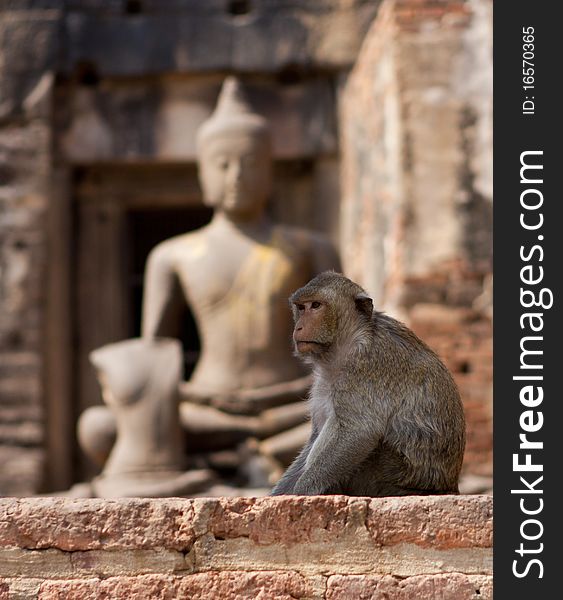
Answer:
292;474;327;496
270;435;316;495
271;477;298;496
292;415;381;495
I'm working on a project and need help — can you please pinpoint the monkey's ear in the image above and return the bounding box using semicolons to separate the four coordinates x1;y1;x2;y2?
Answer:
354;293;373;318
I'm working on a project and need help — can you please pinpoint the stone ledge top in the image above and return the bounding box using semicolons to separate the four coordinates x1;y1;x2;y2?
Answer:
0;494;491;553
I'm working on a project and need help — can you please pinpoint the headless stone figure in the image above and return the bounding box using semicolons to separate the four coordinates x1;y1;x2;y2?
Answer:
78;77;340;488
84;338;213;497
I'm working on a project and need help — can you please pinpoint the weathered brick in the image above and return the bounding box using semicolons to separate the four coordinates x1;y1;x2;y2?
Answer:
0;498;196;551
0;447;43;498
326;573;492;600
0;12;61;74
204;494;365;545
0;547;187;579
0;496;493;555
366;495;492;549
0;577;42;600
37;572;319;600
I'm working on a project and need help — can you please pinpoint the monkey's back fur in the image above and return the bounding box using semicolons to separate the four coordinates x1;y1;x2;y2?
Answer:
320;312;465;496
271;271;466;497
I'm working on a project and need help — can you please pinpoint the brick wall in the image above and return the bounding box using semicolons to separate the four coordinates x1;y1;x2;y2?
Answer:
0;495;492;599
0;0;378;495
339;0;493;478
0;35;57;493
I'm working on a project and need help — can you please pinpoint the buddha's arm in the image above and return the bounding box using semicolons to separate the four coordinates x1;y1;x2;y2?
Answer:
141;245;184;339
180;374;313;415
235;375;312;407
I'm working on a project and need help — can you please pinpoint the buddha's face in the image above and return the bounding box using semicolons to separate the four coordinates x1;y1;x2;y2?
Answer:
198;131;272;218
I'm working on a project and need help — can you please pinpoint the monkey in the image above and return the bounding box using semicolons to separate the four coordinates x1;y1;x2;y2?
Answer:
270;271;466;497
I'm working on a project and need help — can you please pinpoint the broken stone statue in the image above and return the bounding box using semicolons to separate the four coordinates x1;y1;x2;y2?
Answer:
75;338;214;497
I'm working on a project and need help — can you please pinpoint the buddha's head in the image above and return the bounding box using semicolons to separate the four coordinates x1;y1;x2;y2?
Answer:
196;77;273;219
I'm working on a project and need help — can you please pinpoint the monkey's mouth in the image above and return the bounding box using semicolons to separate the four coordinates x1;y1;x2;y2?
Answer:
295;340;323;353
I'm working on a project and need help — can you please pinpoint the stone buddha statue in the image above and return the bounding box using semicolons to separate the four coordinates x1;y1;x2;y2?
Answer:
78;77;340;493
142;76;340;416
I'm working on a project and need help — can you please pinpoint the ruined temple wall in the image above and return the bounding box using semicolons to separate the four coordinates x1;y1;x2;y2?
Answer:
339;0;493;478
340;0;493;301
0;495;492;599
0;5;62;494
0;1;380;495
0;0;492;494
0;117;50;496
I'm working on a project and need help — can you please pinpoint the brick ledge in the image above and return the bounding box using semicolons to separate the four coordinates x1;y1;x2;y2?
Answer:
0;495;492;599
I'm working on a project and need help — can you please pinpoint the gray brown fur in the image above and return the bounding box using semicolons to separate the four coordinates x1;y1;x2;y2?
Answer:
271;271;466;497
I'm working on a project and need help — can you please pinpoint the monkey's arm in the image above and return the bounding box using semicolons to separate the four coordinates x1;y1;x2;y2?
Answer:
270;428;318;495
292;414;381;495
141;244;184;339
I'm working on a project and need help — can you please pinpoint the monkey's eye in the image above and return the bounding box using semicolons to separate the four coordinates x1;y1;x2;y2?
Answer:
311;301;321;309
296;303;305;311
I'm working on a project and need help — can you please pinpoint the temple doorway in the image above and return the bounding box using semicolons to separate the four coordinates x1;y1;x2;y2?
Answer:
71;163;211;478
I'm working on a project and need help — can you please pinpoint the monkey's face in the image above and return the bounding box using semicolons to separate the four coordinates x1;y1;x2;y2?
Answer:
291;297;337;356
290;272;374;360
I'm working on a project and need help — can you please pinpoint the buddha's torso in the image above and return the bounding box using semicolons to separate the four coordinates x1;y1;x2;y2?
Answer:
162;221;318;392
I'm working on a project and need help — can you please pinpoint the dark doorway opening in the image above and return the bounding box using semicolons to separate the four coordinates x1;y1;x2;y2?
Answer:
70;163;211;482
127;206;213;378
